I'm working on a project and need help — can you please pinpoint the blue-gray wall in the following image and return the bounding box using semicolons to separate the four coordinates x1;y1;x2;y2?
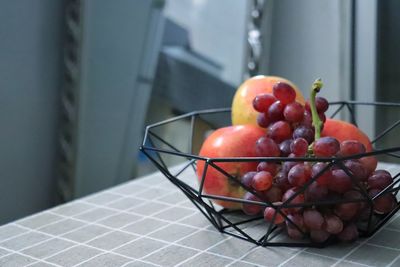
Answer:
0;0;65;224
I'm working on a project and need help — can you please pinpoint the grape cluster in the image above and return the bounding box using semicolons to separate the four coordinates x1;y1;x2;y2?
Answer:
240;81;396;243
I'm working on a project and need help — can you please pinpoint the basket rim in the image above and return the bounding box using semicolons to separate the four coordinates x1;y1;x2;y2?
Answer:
141;100;400;161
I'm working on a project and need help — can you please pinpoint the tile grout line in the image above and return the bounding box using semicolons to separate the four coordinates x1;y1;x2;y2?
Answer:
15;223;141;266
0;205;100;248
107;178;203;210
225;246;266;267
331;212;400;267
67;199;224;235
330;229;391;266
0;251;13;260
67;211;205;267
14;223;138;263
0;246;63;267
0;194;142;252
25;259;62;267
301;249;355;262
12;178;190;238
277;247;307;267
0;166;202;266
363;242;400;251
0;249;38;264
19;205;205;266
381;226;400;233
71;207;252;266
0;193;164;266
339;260;375;267
171;224;275;267
1;166;220;266
119;258;161;267
387;253;400;266
173;237;235;267
15;179;188;267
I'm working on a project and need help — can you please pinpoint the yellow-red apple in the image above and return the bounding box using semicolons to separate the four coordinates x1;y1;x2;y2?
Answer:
231;75;305;127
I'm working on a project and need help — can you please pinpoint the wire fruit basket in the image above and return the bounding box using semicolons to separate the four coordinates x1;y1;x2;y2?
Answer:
140;101;400;247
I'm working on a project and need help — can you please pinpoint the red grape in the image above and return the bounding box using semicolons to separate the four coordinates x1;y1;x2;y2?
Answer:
305;97;329;113
252;93;277;112
340;140;366;156
344;160;368;182
274;171;291;192
313;137;340;157
272;82;296;104
268;121;292;143
282;154;299;174
267;101;285;122
323;214;343;234
302;111;312;127
359;206;373;221
279;139;293;157
287;227;304;240
369;189;396;214
311;162;332;186
242;192;263;215
257;162;279;176
346;190;368;213
334;202;359;221
282;187;305;213
288;163;311;187
284;102;305;123
305;182;328;202
255;136;280;157
263;185;283;203
325;191;342;203
329;169;353;193
257;113;270;128
293;126;314;144
252;171;273;191
338;223;359;242
344;190;364;202
286;213;306;239
290;138;309;156
286;213;305;230
334;190;364;221
374;196;395;214
319;112;327;123
316;97;329;112
310;229;330;243
303;209;325;230
264;204;285;224
302;110;326;128
241;171;257;188
368;170;393;190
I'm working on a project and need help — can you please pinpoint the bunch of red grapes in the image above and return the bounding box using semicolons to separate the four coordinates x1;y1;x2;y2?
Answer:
240;82;396;243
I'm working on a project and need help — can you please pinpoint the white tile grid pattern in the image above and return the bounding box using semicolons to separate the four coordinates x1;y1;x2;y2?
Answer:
0;163;398;266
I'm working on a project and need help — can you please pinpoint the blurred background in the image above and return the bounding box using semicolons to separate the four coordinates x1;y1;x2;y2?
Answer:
0;0;399;224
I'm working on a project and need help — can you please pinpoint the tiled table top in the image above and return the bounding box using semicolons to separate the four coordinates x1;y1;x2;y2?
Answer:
1;163;400;267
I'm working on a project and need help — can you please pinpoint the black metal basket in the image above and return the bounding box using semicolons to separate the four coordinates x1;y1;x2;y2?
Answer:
140;101;400;247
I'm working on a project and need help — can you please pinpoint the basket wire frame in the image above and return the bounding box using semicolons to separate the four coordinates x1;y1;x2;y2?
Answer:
140;101;400;247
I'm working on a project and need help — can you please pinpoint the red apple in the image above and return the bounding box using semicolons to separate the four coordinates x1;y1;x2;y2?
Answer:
322;118;377;175
196;125;265;209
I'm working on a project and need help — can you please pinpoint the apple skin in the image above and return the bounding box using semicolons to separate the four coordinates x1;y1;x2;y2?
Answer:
231;75;305;127
322;118;377;175
196;125;265;209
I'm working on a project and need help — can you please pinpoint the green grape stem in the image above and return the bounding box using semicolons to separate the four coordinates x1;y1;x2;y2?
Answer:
310;78;324;141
